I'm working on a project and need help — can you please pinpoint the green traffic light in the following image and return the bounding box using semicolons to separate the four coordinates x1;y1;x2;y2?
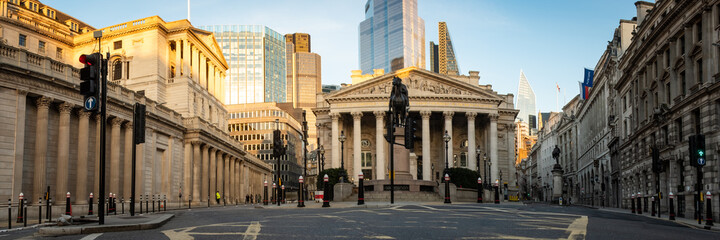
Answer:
698;150;704;157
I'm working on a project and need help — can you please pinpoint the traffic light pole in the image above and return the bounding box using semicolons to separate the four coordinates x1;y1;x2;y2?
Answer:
98;46;108;225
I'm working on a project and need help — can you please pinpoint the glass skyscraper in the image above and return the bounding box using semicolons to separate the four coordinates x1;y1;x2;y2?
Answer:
359;0;425;74
516;70;536;123
200;25;286;104
429;22;459;75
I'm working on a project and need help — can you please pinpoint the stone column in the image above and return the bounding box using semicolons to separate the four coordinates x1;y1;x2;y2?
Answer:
55;102;72;203
467;112;477;171
33;97;51;202
109;118;123;197
235;160;241;202
420;110;431;181
75;110;91;204
374;111;386;180
192;141;201;203
217;152;223;200
224;155;230;199
200;54;207;88
183;40;190;77
443;111;454;169
330;113;340;168
174;40;182;77
209;148;217;204
229;157;235;202
489;113;499;183
202;145;210;203
352;111;363;184
183;140;192;199
123;122;133;200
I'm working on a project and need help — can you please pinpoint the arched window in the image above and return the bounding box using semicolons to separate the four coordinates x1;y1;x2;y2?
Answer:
112;59;122;80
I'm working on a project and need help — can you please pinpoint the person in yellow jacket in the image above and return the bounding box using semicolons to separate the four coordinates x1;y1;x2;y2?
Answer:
215;191;221;204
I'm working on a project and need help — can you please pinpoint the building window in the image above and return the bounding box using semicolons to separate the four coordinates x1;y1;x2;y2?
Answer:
56;47;63;59
680;71;686;96
665;82;671;105
114;41;122;50
38;41;45;53
19;34;26;47
112;59;122;80
696;59;703;84
696;21;702;43
680;36;685;55
665;49;670;67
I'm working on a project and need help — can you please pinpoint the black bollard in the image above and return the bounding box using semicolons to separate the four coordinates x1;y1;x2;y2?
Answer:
164;195;167;211
145;195;149;213
45;196;50;220
88;193;94;215
706;192;714;227
113;194;117;215
152;195;155;213
651;196;656;216
494;180;500;204
477;178;483;203
38;199;42;224
298;176;306;207
188;198;191;209
322;174;330;208
657;192;662;219
358;173;365;205
140;196;143;214
121;198;124;214
264;181;269;206
272;183;277;205
8;199;11;229
631;194;636;214
637;193;642;214
48;199;52;220
16;193;23;223
207;195;210;208
281;185;286;204
23;199;27;227
444;174;451;204
669;192;675;220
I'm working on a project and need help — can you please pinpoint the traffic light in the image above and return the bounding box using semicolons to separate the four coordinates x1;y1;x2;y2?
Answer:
79;53;102;112
385;110;393;143
689;134;706;167
651;146;661;173
273;129;283;158
133;103;146;144
404;116;416;150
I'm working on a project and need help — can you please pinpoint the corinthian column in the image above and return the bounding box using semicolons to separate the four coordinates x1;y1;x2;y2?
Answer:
110;118;123;196
352;111;363;183
443;111;454;168
330;113;340;168
202;145;210;203
123;122;133;199
75;110;91;204
489;113;499;183
467;112;477;171
192;141;201;203
374;111;386;180
420;110;431;181
56;102;73;203
33;97;51;202
209;148;217;204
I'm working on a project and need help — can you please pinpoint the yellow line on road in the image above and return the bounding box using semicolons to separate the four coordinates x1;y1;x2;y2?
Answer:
565;216;588;240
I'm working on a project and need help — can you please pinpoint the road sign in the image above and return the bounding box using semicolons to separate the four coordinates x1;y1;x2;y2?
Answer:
698;157;706;166
84;96;97;111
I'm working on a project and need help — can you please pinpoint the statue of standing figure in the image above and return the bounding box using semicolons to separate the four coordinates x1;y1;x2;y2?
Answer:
552;145;561;164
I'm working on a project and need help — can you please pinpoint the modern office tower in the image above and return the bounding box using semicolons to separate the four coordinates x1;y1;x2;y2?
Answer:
429;41;439;73
516;70;537;123
285;33;322;149
436;22;459;75
285;33;311;53
200;25;287;105
359;0;425;74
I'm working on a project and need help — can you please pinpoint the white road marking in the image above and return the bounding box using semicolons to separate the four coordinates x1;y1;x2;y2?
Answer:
79;233;103;240
242;221;261;240
565;216;588;240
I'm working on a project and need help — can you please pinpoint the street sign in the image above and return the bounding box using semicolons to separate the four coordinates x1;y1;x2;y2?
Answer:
698;157;706;166
84;96;97;111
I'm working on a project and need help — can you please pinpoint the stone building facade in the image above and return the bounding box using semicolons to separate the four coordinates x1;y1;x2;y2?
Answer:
314;67;518;197
0;0;271;221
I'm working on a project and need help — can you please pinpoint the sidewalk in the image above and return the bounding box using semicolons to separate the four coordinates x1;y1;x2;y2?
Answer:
34;213;173;237
577;204;719;231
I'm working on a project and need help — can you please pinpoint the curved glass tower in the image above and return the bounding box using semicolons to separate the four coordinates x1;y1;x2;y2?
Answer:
200;25;286;104
516;70;536;123
359;0;425;74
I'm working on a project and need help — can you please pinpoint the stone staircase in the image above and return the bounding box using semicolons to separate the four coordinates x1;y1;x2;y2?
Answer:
343;191;442;202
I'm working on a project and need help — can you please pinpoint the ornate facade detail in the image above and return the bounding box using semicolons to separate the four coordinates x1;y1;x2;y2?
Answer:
111;117;124;126
443;111;454;120
420;110;432;119
373;111;386;119
351;111;363;120
36;96;52;109
58;102;74;114
488;113;500;121
77;110;92;119
123;121;133;129
329;112;341;120
466;112;477;120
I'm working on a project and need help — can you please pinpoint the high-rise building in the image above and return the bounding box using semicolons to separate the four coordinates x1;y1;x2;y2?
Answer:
516;70;536;123
359;0;425;74
430;22;459;75
285;33;311;53
285;33;322;150
200;25;287;105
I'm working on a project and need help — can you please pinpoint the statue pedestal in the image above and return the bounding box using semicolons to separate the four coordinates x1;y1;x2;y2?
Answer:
393;127;412;180
552;164;564;204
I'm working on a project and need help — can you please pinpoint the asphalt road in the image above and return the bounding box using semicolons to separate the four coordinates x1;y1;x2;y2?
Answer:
4;203;719;239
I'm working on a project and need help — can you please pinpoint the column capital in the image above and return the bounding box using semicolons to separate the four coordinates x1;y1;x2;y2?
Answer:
111;117;124;126
351;111;363;120
443;111;454;120
466;112;477;120
420;110;432;119
330;112;341;120
373;111;386;119
489;113;499;121
191;140;203;146
58;102;73;114
202;144;211;150
36;96;52;109
211;148;219;154
123;121;133;129
77;110;92;118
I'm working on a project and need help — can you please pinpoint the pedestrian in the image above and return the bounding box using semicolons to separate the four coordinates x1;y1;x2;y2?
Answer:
250;194;254;204
246;194;249;204
215;191;221;204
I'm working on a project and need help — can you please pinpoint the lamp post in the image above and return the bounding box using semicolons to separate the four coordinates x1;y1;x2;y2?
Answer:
274;119;282;207
443;130;451;204
302;111;309;201
484;154;491;190
318;146;325;173
339;130;347;183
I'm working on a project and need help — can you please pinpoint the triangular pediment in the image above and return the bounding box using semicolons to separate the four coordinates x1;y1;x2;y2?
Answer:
326;68;503;103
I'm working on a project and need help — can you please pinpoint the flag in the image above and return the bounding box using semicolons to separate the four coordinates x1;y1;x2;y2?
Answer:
584;68;595;87
556;83;560;92
579;81;591;100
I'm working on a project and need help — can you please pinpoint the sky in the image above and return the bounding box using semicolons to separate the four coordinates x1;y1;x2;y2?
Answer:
54;0;639;113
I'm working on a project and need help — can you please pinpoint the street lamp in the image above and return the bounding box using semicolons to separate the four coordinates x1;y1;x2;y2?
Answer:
339;130;347;183
443;130;451;204
476;146;482;176
318;145;325;173
275;119;281;206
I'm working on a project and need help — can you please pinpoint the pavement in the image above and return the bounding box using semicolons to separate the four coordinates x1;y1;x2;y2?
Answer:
34;213;173;237
570;203;719;231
